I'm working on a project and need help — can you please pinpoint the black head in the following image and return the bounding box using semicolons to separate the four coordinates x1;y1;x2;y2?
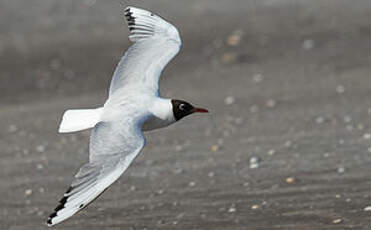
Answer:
171;99;208;121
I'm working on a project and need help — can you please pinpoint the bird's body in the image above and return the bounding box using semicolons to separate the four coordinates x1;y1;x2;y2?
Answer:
47;6;208;226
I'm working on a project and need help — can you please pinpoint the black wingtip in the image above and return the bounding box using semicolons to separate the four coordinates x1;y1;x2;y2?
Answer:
46;212;57;226
46;218;52;226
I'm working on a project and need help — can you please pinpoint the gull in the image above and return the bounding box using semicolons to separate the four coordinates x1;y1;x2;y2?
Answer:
46;6;208;226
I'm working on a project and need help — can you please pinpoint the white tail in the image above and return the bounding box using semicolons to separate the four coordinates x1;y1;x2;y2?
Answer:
58;108;103;133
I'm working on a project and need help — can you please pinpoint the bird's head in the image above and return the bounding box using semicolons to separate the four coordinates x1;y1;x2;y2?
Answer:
171;99;209;121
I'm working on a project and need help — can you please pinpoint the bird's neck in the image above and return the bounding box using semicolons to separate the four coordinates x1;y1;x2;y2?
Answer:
149;98;175;122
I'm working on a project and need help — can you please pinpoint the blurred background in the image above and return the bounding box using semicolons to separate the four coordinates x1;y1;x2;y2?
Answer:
1;0;371;229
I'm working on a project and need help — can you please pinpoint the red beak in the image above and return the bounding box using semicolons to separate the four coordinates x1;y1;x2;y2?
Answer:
193;107;209;113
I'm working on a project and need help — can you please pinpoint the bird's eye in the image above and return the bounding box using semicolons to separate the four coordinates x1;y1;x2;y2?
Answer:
179;104;186;110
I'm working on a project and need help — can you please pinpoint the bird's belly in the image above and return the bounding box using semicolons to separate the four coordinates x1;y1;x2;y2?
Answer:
142;116;173;131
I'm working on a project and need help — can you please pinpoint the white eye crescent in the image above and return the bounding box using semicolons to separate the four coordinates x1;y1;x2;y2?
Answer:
179;104;186;110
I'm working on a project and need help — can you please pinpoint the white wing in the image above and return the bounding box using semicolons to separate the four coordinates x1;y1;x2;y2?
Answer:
109;6;182;96
47;110;150;226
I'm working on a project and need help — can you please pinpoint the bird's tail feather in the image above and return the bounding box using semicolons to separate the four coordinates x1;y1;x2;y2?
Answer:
58;108;103;133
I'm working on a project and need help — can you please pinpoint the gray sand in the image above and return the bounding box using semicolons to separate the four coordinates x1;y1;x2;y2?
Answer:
1;0;371;229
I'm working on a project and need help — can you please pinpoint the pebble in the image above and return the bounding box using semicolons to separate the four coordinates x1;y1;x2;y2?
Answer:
36;164;44;170
251;204;260;210
252;73;263;83
332;218;342;224
227;30;244;46
343;116;352;123
175;145;183;152
267;149;276;156
25;189;33;196
368;147;371;153
188;181;196;187
336;85;345;94
228;206;237;213
8;125;18;133
36;145;46;153
249;156;261;169
224;96;235;105
302;39;315;50
266;99;276;108
364;206;371;211
363;133;371;140
337;167;345;174
221;52;238;64
315;116;325;124
211;145;220;152
208;172;215;178
284;140;292;148
286;177;295;184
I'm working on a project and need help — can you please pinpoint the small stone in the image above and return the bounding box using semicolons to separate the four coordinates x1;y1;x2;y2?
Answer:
36;145;46;153
284;140;292;148
221;52;238;64
211;145;220;152
336;85;345;94
337;167;345;174
189;181;196;187
252;73;263;83
315;116;325;124
343;116;352;123
266;99;276;108
335;194;341;199
36;164;44;170
130;186;136;191
224;96;235;105
368;147;371;153
368;108;371;115
332;218;342;224
286;177;295;184
251;204;260;210
364;206;371;211
249;156;261;169
25;189;33;196
208;172;215;178
358;124;364;130
302;39;315;50
8;125;18;133
363;133;371;140
228;206;236;213
227;30;243;46
267;149;276;156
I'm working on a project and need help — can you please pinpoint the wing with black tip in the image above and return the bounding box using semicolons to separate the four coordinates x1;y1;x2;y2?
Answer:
109;6;182;96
